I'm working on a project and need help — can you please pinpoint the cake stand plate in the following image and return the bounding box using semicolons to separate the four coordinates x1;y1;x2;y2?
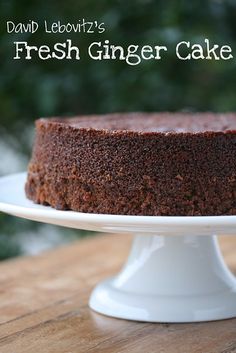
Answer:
0;173;236;323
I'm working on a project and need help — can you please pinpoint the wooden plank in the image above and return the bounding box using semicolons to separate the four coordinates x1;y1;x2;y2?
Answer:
0;234;235;353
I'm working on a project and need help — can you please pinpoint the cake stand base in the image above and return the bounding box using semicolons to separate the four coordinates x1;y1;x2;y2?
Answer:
90;235;236;322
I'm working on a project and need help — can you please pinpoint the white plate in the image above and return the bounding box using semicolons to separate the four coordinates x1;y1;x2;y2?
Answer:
0;172;236;323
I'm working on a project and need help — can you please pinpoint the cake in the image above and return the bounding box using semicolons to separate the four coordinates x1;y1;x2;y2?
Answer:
25;113;236;216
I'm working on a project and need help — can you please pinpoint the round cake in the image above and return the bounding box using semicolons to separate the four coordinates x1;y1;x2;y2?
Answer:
25;113;236;216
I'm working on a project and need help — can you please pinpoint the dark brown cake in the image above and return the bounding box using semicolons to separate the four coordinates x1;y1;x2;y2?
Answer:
25;113;236;216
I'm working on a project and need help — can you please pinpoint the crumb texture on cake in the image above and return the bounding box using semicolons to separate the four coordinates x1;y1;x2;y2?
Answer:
25;113;236;216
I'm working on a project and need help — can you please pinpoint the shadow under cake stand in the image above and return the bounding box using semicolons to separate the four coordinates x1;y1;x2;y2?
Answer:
0;173;236;323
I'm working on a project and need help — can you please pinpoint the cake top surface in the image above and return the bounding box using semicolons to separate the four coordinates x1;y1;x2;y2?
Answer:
39;112;236;133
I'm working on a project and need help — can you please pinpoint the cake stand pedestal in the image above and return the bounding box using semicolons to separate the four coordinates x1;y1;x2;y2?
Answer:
90;235;236;322
0;173;236;323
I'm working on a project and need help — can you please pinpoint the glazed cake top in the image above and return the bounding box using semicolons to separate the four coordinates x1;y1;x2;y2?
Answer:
39;113;236;133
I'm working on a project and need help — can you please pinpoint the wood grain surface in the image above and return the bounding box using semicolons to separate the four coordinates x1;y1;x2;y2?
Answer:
0;233;235;353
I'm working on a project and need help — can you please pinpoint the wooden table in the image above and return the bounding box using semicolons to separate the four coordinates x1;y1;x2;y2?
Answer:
0;233;235;353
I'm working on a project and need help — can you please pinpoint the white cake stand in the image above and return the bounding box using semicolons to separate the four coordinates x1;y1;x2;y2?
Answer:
0;173;236;323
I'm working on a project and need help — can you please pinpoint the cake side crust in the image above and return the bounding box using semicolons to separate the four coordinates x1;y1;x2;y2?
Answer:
25;115;236;216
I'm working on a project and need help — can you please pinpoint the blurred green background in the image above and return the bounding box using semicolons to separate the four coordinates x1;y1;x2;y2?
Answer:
0;0;236;259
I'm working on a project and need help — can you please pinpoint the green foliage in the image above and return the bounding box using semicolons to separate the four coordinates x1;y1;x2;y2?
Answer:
0;0;236;259
1;0;236;135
